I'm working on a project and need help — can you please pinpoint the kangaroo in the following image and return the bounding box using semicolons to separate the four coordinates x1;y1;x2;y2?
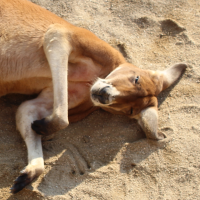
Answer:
0;0;186;194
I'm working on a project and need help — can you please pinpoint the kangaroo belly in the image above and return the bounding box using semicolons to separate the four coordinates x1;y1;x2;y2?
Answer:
68;81;92;109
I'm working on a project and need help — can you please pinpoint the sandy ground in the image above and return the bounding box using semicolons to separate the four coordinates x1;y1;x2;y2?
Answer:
0;0;200;199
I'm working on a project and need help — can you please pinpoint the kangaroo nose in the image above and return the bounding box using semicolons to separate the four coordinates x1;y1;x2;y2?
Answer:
91;86;111;104
98;86;110;96
91;85;110;96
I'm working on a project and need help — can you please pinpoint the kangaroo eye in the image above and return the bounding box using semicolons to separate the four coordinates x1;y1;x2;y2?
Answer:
135;76;139;84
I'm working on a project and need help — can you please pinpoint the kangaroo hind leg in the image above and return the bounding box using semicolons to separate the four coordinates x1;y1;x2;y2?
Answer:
11;88;53;194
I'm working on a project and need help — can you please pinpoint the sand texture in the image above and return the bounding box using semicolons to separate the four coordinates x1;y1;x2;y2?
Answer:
0;0;200;199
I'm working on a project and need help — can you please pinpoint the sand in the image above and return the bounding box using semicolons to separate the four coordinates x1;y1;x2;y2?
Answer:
0;0;200;199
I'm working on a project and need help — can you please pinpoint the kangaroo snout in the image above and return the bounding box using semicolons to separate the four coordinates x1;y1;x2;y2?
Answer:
91;85;111;104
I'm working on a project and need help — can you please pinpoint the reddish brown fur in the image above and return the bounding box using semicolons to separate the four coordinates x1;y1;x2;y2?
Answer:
0;0;125;122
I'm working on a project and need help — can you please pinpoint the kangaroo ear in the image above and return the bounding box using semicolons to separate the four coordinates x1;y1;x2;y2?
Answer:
137;106;166;140
137;97;165;140
160;63;187;91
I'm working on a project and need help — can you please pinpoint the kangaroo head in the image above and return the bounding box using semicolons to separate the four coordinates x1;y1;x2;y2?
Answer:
91;63;187;140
